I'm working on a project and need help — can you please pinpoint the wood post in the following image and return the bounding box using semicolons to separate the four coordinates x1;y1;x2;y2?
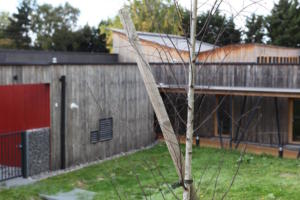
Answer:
216;96;224;149
274;97;283;158
229;96;233;149
59;75;66;169
119;8;184;181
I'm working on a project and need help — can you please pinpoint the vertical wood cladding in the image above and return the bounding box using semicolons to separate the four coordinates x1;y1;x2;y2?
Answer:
1;63;300;170
153;64;300;145
0;65;154;170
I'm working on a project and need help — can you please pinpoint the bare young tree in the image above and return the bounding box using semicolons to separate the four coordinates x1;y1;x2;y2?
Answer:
119;6;199;200
183;0;198;199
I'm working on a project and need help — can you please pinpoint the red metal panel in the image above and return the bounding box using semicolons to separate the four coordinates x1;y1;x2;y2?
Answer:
0;84;50;167
0;84;50;133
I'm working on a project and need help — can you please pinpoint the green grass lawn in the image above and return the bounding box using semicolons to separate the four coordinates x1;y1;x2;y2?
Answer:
1;143;300;200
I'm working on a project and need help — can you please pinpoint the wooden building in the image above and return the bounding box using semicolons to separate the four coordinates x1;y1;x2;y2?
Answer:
2;60;300;180
1;39;300;180
197;43;300;64
112;29;300;64
111;28;216;62
110;29;300;149
152;63;300;155
0;63;154;173
111;29;300;154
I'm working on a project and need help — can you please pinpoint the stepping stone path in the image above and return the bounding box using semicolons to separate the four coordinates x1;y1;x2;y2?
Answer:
40;188;96;200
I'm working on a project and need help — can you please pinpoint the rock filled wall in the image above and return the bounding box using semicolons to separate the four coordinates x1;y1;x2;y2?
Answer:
24;128;50;177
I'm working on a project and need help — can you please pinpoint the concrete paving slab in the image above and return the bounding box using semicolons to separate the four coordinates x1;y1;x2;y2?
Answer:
1;177;36;188
40;188;96;200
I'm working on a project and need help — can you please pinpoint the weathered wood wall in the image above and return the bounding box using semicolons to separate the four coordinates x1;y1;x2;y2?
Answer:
112;32;190;63
197;44;300;63
152;63;300;145
233;96;289;145
152;63;300;88
1;63;298;169
0;64;154;170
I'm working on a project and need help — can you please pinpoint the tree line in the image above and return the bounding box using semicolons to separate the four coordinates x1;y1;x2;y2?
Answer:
0;0;299;51
103;0;300;48
0;0;108;52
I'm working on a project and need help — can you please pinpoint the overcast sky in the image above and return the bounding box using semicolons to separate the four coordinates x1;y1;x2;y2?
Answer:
0;0;278;29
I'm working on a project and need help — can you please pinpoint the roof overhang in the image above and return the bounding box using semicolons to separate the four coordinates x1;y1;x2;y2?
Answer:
158;84;300;98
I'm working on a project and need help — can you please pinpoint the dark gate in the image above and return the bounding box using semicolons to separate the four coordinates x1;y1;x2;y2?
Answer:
0;132;25;181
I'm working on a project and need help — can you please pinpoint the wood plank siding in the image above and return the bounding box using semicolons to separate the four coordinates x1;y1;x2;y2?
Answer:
0;65;154;170
152;63;300;145
1;63;300;170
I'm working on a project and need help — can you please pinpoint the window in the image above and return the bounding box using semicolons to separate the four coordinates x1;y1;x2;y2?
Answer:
90;118;113;144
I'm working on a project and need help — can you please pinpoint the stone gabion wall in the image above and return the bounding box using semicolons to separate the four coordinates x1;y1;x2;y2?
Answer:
25;128;50;177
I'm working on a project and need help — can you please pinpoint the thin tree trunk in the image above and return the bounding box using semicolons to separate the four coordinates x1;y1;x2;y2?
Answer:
183;0;198;199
